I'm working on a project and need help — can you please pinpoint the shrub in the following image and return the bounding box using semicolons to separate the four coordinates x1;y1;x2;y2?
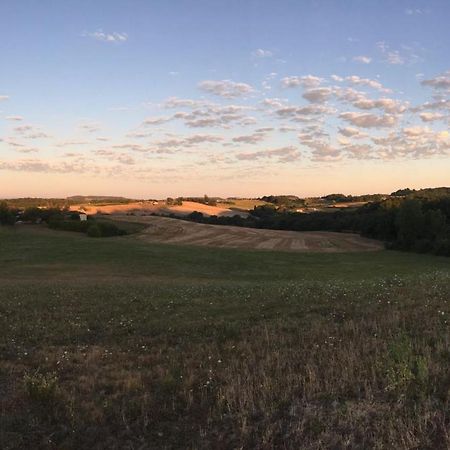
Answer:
87;224;102;237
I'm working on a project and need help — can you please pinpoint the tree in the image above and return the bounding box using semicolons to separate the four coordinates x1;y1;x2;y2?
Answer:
0;202;15;225
395;199;424;248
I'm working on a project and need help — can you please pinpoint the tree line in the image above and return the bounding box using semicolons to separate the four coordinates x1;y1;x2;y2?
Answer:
182;196;450;256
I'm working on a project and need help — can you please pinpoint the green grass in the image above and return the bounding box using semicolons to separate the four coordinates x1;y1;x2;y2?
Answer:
0;225;448;282
0;225;449;449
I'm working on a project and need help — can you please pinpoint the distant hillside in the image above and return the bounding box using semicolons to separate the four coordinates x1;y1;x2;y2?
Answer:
67;195;136;204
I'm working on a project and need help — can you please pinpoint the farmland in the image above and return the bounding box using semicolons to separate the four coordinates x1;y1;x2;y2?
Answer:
1;225;449;449
113;214;384;252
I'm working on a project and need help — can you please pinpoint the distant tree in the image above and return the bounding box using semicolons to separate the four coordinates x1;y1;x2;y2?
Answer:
166;197;174;206
395;199;424;248
0;202;15;225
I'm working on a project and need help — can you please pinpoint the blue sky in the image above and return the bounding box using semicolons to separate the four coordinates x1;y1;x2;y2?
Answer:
0;0;449;197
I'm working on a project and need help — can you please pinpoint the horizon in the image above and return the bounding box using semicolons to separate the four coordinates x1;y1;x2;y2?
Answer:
1;0;450;197
2;184;450;201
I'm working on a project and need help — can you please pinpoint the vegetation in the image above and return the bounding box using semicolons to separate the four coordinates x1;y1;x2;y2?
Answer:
0;204;138;238
0;226;449;449
184;194;450;256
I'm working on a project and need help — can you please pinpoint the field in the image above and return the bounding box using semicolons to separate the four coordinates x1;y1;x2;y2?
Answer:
110;214;384;252
69;200;248;217
1;225;449;449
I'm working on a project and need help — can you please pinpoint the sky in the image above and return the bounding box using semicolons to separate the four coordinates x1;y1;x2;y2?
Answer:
0;0;449;198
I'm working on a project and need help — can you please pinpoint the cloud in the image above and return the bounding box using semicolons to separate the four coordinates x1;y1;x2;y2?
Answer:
421;72;450;90
235;146;300;162
5;116;23;121
14;124;51;139
261;98;287;109
198;80;254;98
405;8;425;15
79;122;101;133
386;51;405;65
172;104;255;128
302;88;333;103
231;131;267;145
331;75;344;82
143;116;172;126
353;56;372;64
0;95;9;101
252;49;273;58
338;127;368;139
352;97;408;114
280;75;322;88
339;112;398;128
275;104;335;122
345;75;391;93
376;41;421;66
163;97;210;109
82;30;128;43
419;112;446;122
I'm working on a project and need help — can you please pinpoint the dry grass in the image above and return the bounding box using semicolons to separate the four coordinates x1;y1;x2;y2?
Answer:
70;201;248;217
113;214;384;253
1;276;449;449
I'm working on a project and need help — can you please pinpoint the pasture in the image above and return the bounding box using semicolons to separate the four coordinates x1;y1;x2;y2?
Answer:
0;225;449;449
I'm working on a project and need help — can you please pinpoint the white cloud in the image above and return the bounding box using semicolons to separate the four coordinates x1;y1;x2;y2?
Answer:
421;72;450;90
5;116;23;121
339;112;397;128
302;88;333;103
0;95;9;101
419;112;446;122
252;49;273;58
353;56;372;64
386;51;405;65
198;80;254;98
82;30;128;43
345;75;391;93
281;75;322;88
236;146;299;162
231;131;268;145
338;127;368;139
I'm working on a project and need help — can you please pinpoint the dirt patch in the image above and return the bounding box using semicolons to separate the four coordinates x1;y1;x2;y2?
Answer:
112;215;384;253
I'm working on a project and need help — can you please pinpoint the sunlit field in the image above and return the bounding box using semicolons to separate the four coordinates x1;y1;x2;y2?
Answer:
1;226;449;449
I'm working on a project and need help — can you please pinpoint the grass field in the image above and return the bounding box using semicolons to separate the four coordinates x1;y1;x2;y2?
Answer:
1;226;449;449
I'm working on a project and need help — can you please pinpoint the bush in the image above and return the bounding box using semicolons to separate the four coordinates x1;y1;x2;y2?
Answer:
433;238;450;256
87;224;102;237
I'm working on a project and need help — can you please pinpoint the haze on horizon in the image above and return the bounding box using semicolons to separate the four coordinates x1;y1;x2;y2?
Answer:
0;0;449;199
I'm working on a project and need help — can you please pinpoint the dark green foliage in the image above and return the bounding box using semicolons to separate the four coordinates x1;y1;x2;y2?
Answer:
0;202;16;225
182;194;450;257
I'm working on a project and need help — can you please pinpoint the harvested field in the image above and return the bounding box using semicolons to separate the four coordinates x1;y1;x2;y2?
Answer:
112;214;384;252
70;200;248;217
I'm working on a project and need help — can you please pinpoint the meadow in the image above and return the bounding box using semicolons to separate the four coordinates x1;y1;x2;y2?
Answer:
0;226;449;449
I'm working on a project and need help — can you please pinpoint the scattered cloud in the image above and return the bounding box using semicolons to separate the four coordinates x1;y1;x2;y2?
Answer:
235;146;299;162
281;75;322;88
353;56;372;64
198;80;254;98
419;112;446;122
421;71;450;91
5;116;23;121
252;48;273;58
82;30;128;43
339;112;398;128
